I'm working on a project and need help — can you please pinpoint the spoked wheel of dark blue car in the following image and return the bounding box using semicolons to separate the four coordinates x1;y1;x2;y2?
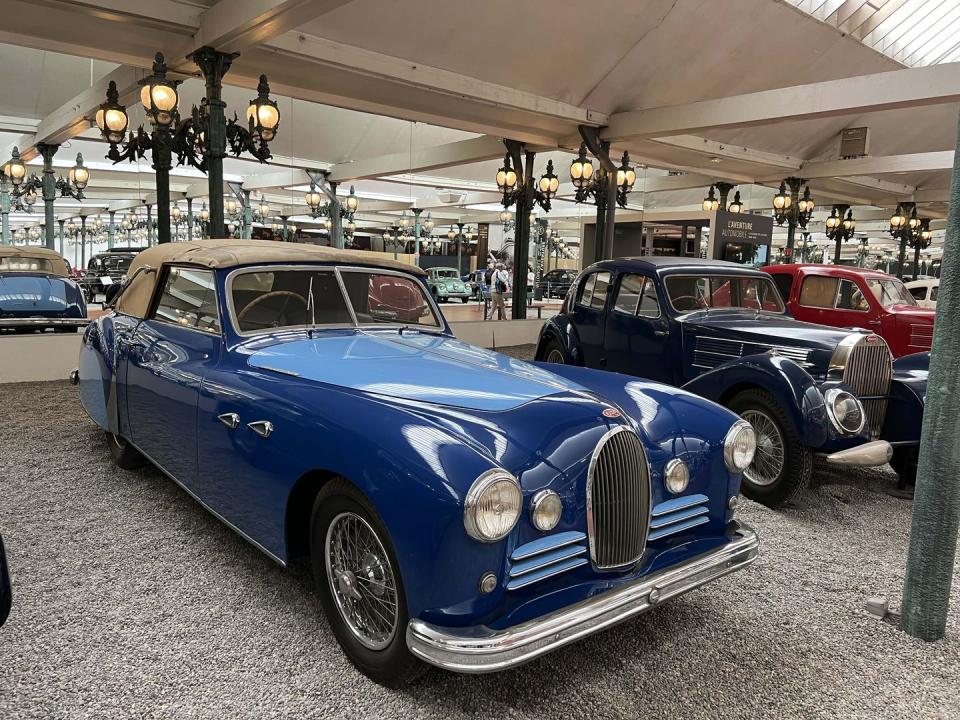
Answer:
540;336;567;365
106;432;148;470
311;479;425;687
728;389;812;507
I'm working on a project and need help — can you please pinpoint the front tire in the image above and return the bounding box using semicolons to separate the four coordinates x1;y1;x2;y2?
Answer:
107;432;148;470
890;447;918;488
727;389;812;507
311;479;424;687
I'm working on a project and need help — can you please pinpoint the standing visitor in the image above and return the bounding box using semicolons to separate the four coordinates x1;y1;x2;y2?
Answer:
492;263;510;320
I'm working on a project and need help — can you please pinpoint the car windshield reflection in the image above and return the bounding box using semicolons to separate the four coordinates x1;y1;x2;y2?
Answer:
665;275;785;313
867;278;917;308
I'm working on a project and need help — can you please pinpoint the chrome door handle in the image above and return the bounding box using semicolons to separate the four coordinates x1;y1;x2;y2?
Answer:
654;330;670;336
218;412;240;429
247;420;274;438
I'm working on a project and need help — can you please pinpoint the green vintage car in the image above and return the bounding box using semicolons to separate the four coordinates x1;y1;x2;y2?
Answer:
426;266;472;302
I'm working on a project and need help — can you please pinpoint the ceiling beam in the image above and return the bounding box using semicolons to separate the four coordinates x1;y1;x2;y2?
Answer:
798;151;955;178
644;135;802;170
329;135;506;183
191;0;354;55
601;62;960;140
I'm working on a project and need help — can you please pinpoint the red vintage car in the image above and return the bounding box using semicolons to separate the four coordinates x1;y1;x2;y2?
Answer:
764;264;934;358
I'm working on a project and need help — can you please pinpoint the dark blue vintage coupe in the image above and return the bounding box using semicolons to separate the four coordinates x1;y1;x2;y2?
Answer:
75;240;759;685
537;257;929;506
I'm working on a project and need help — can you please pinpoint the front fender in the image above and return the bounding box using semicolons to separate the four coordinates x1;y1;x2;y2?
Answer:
535;315;582;365
683;353;831;447
882;352;929;444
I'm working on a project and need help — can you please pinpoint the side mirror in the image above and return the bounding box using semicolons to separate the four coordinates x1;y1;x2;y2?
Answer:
104;282;123;306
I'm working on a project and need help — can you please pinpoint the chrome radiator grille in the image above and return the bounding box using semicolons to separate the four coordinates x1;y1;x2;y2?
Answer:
909;323;933;350
587;428;650;570
841;336;893;437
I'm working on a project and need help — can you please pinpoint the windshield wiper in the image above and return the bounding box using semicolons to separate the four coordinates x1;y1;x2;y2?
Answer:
397;325;445;336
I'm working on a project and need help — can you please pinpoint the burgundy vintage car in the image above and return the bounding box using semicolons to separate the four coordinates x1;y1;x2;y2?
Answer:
765;265;934;358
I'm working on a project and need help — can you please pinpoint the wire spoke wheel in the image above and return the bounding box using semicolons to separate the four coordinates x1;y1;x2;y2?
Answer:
545;348;565;364
325;512;399;651
741;409;785;487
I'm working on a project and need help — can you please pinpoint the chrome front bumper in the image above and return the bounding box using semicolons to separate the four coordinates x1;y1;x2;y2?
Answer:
824;439;892;466
406;522;759;673
0;317;89;328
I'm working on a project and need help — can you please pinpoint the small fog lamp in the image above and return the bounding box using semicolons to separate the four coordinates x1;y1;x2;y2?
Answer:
664;458;690;495
530;490;562;532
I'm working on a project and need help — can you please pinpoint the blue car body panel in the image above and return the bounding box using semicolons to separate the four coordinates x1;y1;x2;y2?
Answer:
0;271;86;320
78;259;750;632
537;257;927;451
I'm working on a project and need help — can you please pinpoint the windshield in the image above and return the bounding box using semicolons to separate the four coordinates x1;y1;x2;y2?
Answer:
90;256;133;274
434;269;459;279
867;278;917;308
665;275;785;313
230;267;439;334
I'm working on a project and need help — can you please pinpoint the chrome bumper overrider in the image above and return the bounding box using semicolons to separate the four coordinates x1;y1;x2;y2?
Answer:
406;522;759;673
824;439;892;466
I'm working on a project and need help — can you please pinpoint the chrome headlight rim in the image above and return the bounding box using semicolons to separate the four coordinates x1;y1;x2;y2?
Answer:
463;469;523;543
823;387;866;436
529;489;563;532
663;458;690;495
723;419;757;473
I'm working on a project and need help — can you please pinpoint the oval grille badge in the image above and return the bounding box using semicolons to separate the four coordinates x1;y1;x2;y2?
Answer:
866;335;879;343
602;408;621;418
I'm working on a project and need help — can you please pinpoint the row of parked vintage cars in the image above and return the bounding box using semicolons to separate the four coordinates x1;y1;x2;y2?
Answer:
0;238;936;686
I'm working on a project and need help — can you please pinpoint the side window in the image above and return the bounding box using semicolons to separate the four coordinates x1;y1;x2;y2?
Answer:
798;275;839;308
637;279;661;318
590;272;611;310
835;279;869;311
613;273;644;315
931;286;938;301
771;273;794;303
578;273;597;307
909;286;927;301
153;266;221;334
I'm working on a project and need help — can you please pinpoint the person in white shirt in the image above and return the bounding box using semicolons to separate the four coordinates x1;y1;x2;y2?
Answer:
491;263;510;320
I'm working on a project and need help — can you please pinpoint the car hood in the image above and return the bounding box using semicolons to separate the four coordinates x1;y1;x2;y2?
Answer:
890;306;936;323
246;331;583;412
681;310;853;351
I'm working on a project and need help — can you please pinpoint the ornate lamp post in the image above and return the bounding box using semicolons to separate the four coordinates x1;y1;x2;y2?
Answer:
498;144;563;317
305;183;359;247
570;142;637;265
888;202;923;280
908;218;933;278
95;52;279;242
824;204;856;264
772;178;814;263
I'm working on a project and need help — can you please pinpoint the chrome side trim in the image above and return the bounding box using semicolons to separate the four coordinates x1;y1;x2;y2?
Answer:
407;523;759;673
122;436;286;567
0;317;89;327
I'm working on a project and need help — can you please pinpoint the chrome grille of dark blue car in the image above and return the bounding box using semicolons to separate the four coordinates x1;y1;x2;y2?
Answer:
648;494;710;542
693;335;812;370
587;428;650;570
841;336;893;437
506;531;588;591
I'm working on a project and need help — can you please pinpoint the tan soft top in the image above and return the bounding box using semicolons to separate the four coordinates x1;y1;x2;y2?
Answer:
116;238;425;319
0;245;70;276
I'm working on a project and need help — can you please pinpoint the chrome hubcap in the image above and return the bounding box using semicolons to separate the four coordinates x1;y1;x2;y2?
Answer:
325;512;399;650
546;348;565;364
740;409;784;487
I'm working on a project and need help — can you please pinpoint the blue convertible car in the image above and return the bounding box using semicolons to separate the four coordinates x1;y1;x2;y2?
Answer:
75;240;759;685
0;245;87;333
537;258;929;506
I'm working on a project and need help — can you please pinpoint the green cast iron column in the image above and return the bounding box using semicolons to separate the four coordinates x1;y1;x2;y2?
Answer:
1;176;9;245
329;181;343;249
242;190;252;239
784;177;802;264
186;198;194;242
79;216;87;269
412;208;422;266
146;204;153;246
58;219;65;257
901;106;960;641
511;150;535;320
190;47;236;240
107;211;115;249
37;143;59;250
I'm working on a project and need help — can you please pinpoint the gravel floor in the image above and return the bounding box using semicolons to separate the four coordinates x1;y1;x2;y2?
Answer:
1;357;959;719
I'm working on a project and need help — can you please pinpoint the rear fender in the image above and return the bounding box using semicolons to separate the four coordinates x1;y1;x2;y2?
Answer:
77;313;136;435
683;353;830;447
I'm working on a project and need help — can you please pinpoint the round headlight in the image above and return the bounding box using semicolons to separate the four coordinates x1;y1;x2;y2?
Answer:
724;420;757;473
530;489;562;531
464;470;522;542
664;458;690;494
824;388;866;435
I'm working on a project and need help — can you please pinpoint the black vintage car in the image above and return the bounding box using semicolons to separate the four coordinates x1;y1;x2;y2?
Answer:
536;257;928;506
80;247;144;302
537;268;577;298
